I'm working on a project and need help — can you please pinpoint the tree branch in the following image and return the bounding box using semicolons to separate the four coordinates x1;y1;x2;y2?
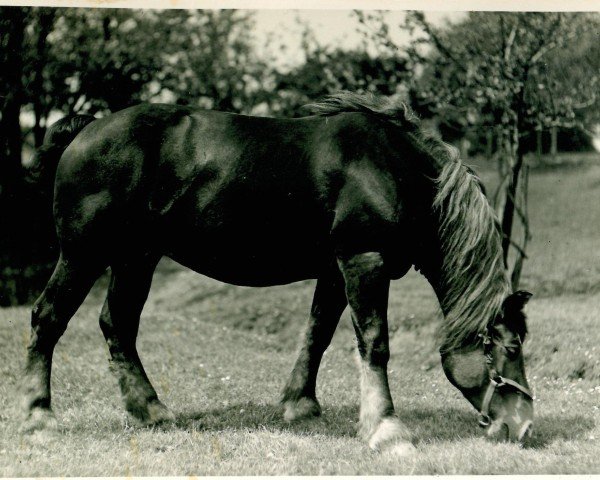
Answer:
503;234;529;260
527;15;590;66
504;24;517;64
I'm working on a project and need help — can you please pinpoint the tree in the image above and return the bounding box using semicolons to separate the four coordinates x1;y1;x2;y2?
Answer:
153;10;273;113
0;7;27;185
0;7;30;304
270;21;409;117
19;9;269;148
23;8;58;148
358;12;600;288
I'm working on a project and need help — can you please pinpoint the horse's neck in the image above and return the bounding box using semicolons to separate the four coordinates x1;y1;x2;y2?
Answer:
413;238;449;313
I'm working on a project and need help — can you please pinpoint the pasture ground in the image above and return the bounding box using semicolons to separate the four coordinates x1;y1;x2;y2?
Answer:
1;154;600;475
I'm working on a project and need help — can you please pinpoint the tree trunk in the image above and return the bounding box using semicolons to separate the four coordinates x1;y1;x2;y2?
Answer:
536;129;542;161
31;9;57;148
550;125;558;158
0;7;29;305
510;165;530;289
486;128;494;159
0;8;27;187
460;138;469;159
500;124;524;267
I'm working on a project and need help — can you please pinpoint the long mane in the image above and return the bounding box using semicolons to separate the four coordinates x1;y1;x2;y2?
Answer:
308;92;511;351
433;160;511;351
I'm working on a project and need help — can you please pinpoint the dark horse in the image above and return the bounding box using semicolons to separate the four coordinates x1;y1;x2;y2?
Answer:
22;93;534;452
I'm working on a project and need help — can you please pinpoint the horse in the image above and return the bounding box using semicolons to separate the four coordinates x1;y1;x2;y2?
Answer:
21;92;534;452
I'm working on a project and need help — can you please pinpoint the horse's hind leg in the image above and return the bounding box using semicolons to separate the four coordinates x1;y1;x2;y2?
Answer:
21;255;104;433
338;252;414;454
282;268;347;421
99;255;173;425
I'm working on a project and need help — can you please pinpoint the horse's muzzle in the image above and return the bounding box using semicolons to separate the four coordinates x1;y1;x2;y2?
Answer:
484;390;534;444
486;418;533;443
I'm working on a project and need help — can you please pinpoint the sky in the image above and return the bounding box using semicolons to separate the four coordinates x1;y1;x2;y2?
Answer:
251;10;466;69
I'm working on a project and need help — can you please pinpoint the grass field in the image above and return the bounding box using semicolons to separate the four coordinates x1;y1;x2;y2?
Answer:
1;154;600;475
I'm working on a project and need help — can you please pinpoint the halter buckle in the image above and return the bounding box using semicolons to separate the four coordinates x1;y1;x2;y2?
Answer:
478;413;491;427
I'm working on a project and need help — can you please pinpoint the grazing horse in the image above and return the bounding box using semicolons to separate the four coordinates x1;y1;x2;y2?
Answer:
21;93;534;452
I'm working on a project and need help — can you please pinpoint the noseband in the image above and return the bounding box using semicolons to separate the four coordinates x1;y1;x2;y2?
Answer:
478;331;534;427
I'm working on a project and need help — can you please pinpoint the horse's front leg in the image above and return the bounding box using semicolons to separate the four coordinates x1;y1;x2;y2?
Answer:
338;252;414;454
282;268;347;421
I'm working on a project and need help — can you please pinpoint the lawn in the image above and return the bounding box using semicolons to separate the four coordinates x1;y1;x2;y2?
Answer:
1;154;600;475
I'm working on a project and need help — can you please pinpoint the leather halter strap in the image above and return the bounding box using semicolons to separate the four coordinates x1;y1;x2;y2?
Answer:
478;333;534;427
479;372;534;427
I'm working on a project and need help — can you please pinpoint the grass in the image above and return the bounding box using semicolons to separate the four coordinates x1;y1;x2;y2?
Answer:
1;154;600;475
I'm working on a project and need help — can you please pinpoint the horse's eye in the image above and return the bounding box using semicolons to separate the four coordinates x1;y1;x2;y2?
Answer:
504;345;520;358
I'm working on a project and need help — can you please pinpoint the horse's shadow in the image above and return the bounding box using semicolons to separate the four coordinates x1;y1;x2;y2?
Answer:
167;402;594;449
173;403;359;439
524;412;595;449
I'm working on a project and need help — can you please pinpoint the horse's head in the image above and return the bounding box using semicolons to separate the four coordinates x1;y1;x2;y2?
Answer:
441;290;534;443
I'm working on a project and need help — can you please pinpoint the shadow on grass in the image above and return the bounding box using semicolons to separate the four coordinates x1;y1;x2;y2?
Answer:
399;408;595;448
525;413;595;449
169;402;595;449
173;402;359;439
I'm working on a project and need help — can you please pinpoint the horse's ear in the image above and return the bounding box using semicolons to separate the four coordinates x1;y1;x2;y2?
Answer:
501;291;532;340
503;290;533;313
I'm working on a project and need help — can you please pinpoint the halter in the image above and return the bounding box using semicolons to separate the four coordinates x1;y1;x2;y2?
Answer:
477;329;534;427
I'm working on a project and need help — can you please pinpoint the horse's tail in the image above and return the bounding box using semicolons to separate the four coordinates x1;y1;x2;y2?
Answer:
27;114;96;185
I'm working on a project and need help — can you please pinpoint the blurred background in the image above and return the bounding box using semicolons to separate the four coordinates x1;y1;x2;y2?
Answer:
0;8;599;305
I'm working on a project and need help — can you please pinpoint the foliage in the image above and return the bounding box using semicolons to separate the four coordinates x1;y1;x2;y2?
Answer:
153;10;273;113
19;9;270;134
270;22;409;117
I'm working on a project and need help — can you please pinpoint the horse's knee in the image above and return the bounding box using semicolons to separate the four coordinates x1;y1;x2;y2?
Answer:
28;299;65;353
30;297;52;330
356;329;390;364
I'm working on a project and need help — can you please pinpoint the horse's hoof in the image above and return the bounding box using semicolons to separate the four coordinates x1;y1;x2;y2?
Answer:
145;400;175;425
382;441;417;456
283;397;321;422
20;407;58;434
126;398;175;425
367;417;413;454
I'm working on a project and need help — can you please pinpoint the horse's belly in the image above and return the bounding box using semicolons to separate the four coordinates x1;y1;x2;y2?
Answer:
156;146;335;285
165;238;327;286
162;213;331;286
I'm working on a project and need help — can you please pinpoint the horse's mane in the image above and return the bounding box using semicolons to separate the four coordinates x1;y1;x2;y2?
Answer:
306;91;419;127
433;160;511;351
307;92;511;352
